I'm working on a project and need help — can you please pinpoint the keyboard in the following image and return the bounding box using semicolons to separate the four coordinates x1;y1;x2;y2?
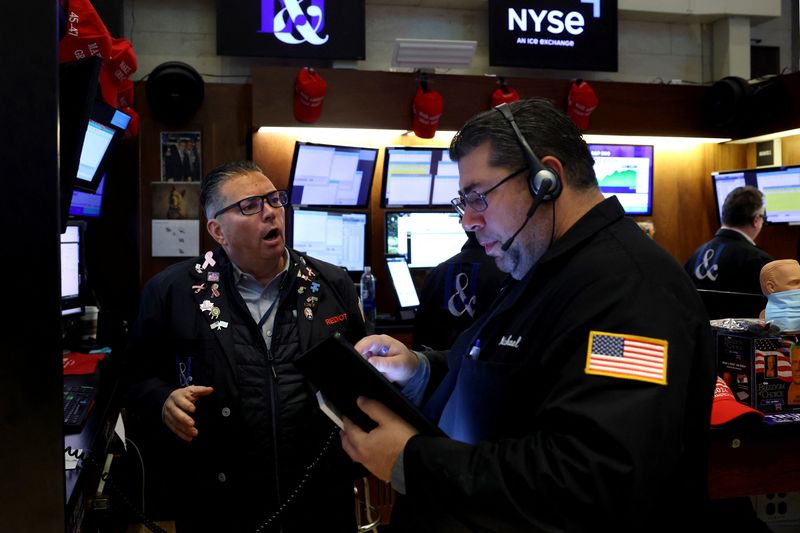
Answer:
63;385;97;432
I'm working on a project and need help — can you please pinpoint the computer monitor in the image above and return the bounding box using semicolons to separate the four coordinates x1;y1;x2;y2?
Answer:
755;166;800;224
381;147;459;207
385;211;466;269
289;208;367;272
60;222;84;317
712;168;749;223
589;144;654;215
288;141;378;208
69;174;106;218
73;100;130;194
385;255;420;321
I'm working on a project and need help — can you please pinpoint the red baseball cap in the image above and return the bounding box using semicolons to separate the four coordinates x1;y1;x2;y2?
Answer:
99;38;138;108
710;376;764;427
491;86;520;108
58;0;112;64
293;67;327;123
567;80;599;131
412;87;443;139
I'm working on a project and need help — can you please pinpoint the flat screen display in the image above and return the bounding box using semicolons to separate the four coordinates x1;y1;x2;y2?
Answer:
712;165;800;225
386;255;420;310
69;174;106;218
755;166;800;224
712;169;749;223
73;101;130;193
289;142;377;207
290;208;367;272
60;223;83;316
488;0;618;71
385;211;466;269
589;144;654;216
381;147;459;207
217;0;365;60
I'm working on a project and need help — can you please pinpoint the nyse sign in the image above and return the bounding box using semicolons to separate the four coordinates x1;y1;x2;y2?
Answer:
489;0;617;71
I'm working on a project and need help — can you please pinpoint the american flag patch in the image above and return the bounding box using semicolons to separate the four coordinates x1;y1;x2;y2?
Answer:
585;331;668;385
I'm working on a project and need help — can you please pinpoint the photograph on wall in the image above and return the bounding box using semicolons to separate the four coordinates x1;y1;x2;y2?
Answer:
160;131;202;182
152;182;201;220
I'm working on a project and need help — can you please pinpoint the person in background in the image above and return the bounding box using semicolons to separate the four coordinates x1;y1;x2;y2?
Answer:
685;185;773;294
412;230;506;351
340;98;716;531
124;161;365;532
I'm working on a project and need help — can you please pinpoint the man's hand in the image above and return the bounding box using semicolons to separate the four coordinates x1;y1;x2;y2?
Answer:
355;334;420;386
162;385;214;442
340;397;418;481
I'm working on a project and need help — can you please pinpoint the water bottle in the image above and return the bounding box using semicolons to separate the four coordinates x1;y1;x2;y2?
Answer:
360;266;377;334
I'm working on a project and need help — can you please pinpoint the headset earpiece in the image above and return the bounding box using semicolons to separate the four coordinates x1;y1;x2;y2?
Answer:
494;103;562;202
530;167;562;201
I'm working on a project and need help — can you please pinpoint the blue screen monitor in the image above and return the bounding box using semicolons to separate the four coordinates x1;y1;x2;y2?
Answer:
381;147;460;207
69;174;106;218
589;144;654;215
73;101;130;193
289;208;367;272
711;169;750;223
384;211;466;268
289;142;377;208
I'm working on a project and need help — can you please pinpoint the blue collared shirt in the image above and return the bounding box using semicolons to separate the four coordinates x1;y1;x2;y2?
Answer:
231;249;291;350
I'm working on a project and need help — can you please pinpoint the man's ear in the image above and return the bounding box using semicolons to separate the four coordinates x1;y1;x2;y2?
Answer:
766;279;777;294
207;218;226;246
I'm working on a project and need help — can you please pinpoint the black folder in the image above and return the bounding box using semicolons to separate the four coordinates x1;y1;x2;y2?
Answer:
295;332;446;437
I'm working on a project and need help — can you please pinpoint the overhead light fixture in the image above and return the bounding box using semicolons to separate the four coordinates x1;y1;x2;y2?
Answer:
392;39;477;70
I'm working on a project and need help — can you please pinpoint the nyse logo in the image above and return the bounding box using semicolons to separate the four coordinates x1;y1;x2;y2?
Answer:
261;0;330;45
507;0;602;36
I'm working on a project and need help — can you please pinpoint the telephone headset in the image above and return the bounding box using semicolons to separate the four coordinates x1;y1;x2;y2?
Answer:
493;103;562;252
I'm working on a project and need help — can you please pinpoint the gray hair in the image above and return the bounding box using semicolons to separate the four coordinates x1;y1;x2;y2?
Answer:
200;160;263;219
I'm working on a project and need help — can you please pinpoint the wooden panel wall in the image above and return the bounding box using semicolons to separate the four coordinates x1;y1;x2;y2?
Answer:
136;83;252;285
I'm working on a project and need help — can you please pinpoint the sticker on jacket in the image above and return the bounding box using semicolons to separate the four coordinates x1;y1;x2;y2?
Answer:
585;331;668;385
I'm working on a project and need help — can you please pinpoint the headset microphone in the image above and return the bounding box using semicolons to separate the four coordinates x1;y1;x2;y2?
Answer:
500;178;551;252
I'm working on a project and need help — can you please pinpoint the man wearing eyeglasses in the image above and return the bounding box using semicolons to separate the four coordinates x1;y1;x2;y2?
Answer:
125;161;365;532
685;185;773;295
341;99;715;531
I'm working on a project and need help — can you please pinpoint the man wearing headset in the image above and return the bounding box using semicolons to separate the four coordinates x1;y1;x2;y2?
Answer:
342;99;716;531
125;161;365;532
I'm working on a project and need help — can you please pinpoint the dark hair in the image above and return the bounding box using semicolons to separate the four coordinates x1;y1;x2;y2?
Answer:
722;185;764;227
449;98;597;189
200;160;263;219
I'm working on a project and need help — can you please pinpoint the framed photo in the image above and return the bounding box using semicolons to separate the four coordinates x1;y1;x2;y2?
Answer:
151;182;201;221
160;131;202;182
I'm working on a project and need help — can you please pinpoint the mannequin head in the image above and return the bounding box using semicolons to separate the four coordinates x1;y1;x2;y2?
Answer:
760;259;800;296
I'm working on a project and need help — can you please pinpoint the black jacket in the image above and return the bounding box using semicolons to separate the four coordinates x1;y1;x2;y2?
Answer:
684;228;774;294
125;247;365;532
394;197;716;532
413;233;507;350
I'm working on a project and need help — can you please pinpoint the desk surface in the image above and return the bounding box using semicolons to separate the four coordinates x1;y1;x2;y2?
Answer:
64;370;120;530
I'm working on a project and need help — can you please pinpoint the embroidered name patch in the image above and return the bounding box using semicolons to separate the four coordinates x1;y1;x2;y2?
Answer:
324;313;348;326
585;331;668;385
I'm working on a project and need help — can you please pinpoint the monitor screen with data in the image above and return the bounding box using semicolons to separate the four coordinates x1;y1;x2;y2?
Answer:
589;144;653;215
289;142;377;208
386;255;420;311
381;147;460;207
755;166;800;224
385;211;466;269
289;208;367;272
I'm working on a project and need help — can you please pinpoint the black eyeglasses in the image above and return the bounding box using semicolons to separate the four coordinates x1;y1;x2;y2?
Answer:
213;190;289;218
451;167;527;217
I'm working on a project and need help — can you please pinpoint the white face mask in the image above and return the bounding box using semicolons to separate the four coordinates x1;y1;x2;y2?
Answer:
765;289;800;333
